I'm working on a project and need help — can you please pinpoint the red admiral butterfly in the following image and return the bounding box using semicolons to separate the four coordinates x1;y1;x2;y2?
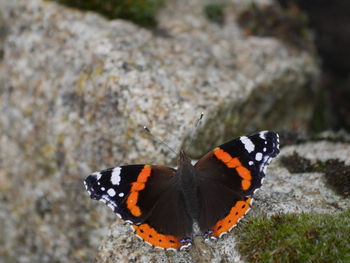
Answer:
84;131;279;250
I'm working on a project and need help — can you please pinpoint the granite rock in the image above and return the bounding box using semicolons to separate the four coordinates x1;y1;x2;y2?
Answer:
0;0;321;262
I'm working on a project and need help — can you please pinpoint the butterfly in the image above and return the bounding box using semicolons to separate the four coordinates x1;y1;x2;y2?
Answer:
84;131;279;250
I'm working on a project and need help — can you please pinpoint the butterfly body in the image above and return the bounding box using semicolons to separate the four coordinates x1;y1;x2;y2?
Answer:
84;131;280;250
177;150;201;221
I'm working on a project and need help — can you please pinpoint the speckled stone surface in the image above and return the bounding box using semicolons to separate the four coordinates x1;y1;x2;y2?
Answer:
0;0;322;262
256;141;350;217
96;220;244;263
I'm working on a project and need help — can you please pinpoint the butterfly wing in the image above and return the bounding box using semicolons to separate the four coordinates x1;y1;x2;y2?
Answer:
194;131;280;237
84;165;192;250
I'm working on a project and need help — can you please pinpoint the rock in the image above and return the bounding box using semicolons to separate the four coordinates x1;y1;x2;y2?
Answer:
96;220;244;263
0;0;320;262
257;140;350;217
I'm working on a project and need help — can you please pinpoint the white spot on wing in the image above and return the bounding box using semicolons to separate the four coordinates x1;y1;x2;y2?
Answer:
263;147;267;152
255;152;263;161
107;188;116;197
240;136;255;153
119;192;124;197
111;167;121;185
259;131;267;139
92;172;102;180
101;187;105;191
249;161;254;166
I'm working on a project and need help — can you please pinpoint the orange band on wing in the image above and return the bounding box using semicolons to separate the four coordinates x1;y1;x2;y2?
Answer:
211;197;252;237
213;148;252;190
126;165;151;217
138;166;152;183
227;158;241;168
241;180;251;190
213;148;233;163
133;224;187;249
131;182;145;191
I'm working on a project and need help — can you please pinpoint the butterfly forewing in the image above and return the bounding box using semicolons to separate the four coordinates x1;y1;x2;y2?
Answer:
218;131;279;194
84;165;146;223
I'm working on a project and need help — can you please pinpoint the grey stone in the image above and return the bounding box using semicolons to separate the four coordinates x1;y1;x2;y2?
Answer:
96;220;244;263
0;0;323;262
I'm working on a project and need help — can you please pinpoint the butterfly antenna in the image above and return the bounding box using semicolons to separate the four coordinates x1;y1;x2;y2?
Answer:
188;112;204;146
143;126;177;155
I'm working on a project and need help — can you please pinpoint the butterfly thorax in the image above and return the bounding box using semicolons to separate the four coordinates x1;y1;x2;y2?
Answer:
177;150;200;220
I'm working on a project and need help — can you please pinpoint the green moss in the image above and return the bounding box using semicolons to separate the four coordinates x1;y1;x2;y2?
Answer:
281;152;350;197
237;210;350;263
203;3;226;25
54;0;164;27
